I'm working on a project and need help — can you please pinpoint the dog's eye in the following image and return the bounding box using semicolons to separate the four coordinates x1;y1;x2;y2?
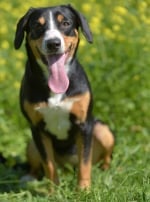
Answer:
30;22;45;39
32;22;46;33
34;23;43;30
61;20;71;27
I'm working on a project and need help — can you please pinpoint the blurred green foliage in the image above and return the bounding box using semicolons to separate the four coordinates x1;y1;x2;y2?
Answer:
1;0;149;156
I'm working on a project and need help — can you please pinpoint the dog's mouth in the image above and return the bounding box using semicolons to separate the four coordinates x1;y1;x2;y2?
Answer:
40;46;72;94
46;51;69;94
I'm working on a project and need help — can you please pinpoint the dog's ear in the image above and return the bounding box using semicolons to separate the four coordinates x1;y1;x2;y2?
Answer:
14;8;35;49
68;5;93;43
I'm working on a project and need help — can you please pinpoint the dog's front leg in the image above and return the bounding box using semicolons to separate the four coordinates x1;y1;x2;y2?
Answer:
31;127;59;186
76;121;93;189
41;134;59;185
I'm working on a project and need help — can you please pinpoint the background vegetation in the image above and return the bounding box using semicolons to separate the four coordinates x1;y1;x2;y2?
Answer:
0;0;150;201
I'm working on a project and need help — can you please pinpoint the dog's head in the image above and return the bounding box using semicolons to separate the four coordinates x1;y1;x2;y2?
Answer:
14;5;93;94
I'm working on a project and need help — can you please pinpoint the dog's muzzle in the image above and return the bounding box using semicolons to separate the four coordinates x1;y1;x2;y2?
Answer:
46;37;61;53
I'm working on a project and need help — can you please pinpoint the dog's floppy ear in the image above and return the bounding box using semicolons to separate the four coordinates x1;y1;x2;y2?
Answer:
14;8;35;49
68;5;93;43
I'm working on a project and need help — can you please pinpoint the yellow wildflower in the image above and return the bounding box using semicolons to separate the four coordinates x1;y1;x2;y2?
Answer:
84;55;92;63
90;16;101;35
0;2;11;11
15;60;24;69
0;72;7;82
1;40;9;49
129;15;140;27
79;39;86;47
112;24;120;32
0;25;8;35
16;52;25;60
133;75;140;81
141;15;150;25
112;14;124;25
117;35;126;42
91;47;97;54
103;28;115;39
82;3;92;13
114;6;128;16
14;81;20;89
138;1;147;13
0;58;6;66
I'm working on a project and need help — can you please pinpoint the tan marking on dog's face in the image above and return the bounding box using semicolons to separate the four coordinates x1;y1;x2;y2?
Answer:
57;14;64;22
28;35;44;60
38;16;46;25
66;91;90;123
24;100;47;125
63;29;79;58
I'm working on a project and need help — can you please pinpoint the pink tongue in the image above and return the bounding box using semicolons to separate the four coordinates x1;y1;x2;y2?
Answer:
47;54;69;94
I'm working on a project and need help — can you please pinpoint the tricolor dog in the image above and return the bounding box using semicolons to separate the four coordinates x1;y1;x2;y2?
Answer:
14;5;114;190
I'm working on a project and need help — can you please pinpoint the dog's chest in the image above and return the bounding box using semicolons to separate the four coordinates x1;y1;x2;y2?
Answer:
36;94;74;140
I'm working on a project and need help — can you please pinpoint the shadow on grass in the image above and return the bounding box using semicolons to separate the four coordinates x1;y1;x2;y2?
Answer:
0;164;50;197
0;153;42;195
0;153;75;197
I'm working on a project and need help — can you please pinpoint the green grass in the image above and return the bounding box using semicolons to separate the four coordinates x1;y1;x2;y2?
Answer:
0;0;150;201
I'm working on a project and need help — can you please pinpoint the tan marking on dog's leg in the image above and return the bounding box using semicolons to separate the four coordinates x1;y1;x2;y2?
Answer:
77;135;93;189
42;135;59;185
26;139;41;178
102;154;112;170
93;122;114;169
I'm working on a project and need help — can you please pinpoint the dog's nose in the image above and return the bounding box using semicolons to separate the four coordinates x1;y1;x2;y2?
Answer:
46;38;61;52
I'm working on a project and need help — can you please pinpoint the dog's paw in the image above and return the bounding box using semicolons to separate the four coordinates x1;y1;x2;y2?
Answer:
20;174;37;183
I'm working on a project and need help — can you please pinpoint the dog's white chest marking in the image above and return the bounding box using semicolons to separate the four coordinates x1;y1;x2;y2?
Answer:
36;94;76;140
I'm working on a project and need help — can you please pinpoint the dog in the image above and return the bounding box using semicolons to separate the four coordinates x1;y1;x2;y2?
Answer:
14;4;114;190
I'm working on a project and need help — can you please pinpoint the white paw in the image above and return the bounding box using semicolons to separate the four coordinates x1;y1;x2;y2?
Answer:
20;174;37;183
